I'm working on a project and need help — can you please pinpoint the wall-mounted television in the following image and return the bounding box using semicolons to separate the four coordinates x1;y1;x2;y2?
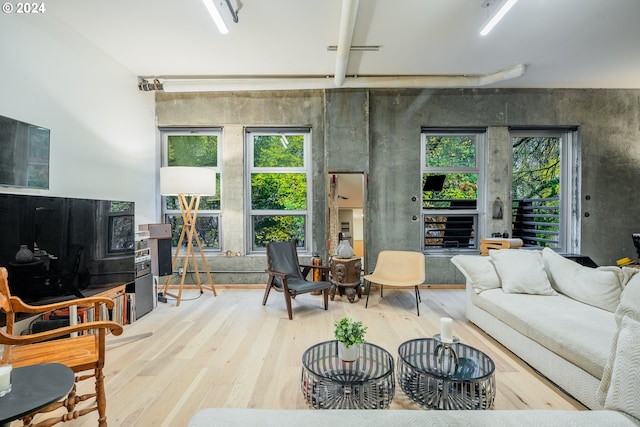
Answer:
0;114;50;189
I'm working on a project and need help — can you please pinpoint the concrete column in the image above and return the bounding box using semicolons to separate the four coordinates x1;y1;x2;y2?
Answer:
221;125;245;254
486;126;512;237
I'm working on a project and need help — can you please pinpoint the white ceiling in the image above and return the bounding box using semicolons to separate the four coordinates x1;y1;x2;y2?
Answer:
48;0;640;89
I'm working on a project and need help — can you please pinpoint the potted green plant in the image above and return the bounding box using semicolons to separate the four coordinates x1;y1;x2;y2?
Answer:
334;317;367;361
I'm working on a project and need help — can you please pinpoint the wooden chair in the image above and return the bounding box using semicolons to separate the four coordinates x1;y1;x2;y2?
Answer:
263;241;332;320
364;250;426;315
0;267;123;427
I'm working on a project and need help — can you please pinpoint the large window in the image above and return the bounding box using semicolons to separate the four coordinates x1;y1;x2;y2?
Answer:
510;129;578;252
246;128;311;252
161;129;221;252
421;129;485;251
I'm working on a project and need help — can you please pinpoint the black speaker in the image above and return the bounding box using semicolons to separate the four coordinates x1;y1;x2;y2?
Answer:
156;238;172;277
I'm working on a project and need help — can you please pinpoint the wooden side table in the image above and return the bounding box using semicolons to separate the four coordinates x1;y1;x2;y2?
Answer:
329;257;362;303
479;238;523;256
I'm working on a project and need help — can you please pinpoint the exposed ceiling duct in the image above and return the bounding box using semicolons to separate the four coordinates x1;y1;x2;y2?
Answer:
140;0;528;93
334;0;359;87
142;64;527;92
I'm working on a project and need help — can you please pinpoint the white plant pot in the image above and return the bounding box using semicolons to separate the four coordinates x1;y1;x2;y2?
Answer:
337;342;360;362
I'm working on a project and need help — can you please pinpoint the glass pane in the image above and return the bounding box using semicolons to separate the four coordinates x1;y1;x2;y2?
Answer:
512;136;561;248
424;135;476;168
110;201;134;213
512;136;560;199
167;214;220;249
109;215;134;252
166;196;180;211
253;135;304;167
424;214;476;249
252;215;305;249
168;135;218;167
27;128;50;188
422;173;477;209
251;173;307;210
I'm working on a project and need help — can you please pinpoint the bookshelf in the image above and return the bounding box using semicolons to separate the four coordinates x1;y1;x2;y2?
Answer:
51;284;128;326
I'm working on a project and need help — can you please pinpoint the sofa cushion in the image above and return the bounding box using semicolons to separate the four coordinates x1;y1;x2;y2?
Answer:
490;250;556;295
541;248;622;312
598;273;640;404
472;289;614;379
451;255;501;294
598;266;640;288
603;316;640;419
615;272;640;321
188;408;640;427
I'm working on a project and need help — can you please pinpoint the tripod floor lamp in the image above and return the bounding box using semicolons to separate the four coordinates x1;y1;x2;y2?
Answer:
160;166;217;306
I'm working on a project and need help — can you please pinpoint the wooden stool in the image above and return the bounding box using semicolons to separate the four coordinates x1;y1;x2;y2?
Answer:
329;257;362;303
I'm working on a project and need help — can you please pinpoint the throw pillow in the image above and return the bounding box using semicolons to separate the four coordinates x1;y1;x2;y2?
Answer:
596;265;639;288
603;316;640;420
541;247;622;312
450;255;500;294
490;249;556;295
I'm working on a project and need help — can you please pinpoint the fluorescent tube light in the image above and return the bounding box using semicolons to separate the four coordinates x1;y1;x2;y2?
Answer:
480;0;519;36
202;0;229;34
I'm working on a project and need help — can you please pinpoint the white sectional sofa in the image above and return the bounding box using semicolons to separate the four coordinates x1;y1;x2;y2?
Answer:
452;247;639;410
188;248;640;426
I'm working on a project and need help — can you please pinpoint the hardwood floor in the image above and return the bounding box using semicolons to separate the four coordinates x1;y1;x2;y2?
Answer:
37;286;585;426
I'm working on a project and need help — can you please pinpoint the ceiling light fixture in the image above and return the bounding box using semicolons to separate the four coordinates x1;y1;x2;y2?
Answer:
327;45;380;52
202;0;239;34
480;0;519;36
202;0;228;34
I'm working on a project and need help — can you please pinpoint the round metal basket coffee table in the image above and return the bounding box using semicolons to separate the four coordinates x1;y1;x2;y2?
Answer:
397;338;496;410
301;340;395;409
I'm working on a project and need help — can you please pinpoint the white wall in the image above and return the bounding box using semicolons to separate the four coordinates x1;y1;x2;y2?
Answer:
0;14;157;226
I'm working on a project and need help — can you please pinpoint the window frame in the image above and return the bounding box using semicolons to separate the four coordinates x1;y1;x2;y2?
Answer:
509;128;579;253
245;128;312;254
420;128;487;253
160;128;223;254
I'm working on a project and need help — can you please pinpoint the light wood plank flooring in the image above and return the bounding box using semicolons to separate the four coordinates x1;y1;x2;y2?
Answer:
29;286;585;426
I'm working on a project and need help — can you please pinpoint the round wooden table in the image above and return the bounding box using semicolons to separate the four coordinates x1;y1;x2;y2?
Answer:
0;363;75;427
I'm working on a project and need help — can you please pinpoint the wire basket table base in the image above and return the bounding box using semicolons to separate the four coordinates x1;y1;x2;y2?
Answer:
397;338;496;410
301;340;395;409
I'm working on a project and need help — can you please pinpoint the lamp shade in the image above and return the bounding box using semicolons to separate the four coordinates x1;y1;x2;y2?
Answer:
160;167;216;196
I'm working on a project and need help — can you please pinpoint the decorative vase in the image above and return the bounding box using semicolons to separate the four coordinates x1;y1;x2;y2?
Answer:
336;240;354;259
15;245;35;263
337;342;360;362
